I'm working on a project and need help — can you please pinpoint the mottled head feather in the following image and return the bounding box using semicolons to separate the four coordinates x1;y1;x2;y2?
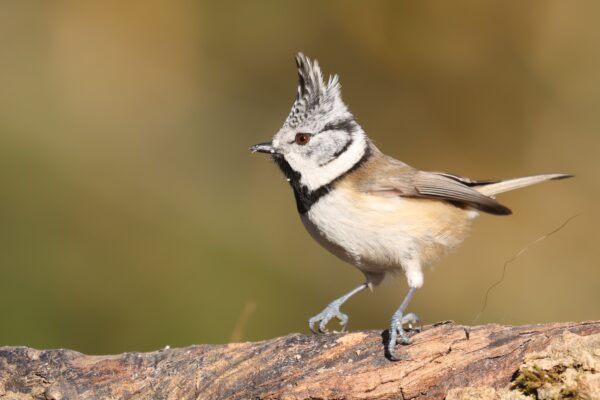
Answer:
284;53;345;129
269;53;368;195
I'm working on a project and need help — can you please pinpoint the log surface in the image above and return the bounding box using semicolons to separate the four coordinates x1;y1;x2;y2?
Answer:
0;321;599;400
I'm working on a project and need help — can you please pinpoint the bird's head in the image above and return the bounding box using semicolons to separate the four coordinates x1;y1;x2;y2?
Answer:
251;53;369;192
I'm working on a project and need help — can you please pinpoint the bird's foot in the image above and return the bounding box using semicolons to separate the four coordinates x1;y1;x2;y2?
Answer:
387;312;421;361
308;301;348;334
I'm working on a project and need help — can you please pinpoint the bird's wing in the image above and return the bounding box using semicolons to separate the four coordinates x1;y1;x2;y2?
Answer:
355;156;511;215
428;172;499;187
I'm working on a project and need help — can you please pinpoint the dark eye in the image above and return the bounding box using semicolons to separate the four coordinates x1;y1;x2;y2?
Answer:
295;133;311;145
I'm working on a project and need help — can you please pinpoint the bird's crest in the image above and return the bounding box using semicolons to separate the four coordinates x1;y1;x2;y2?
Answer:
284;53;344;128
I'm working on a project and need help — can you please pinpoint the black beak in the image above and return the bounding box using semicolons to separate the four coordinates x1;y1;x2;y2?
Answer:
250;141;276;154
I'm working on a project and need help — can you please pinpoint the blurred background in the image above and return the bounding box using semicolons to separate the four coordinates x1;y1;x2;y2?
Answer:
0;1;598;355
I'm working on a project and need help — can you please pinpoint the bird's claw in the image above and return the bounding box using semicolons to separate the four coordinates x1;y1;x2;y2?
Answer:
308;303;348;334
400;312;422;334
387;312;421;360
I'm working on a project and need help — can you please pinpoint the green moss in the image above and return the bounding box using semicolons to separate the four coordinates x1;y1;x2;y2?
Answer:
559;388;578;398
511;365;569;399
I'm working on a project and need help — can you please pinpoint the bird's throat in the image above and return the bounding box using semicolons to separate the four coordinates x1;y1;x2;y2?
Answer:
272;145;372;214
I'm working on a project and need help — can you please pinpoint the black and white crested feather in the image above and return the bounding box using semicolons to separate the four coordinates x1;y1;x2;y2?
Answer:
284;53;345;129
295;53;340;103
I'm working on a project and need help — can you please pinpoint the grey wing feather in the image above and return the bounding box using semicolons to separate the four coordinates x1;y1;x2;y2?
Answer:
411;172;512;215
431;172;499;187
357;156;511;215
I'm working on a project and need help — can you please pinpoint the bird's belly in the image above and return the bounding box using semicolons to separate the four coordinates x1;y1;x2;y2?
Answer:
302;187;473;275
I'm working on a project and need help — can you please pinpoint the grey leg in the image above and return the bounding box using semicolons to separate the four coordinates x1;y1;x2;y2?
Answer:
387;287;421;360
309;283;368;334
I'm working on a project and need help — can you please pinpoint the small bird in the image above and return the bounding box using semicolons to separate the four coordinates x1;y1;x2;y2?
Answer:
250;53;572;360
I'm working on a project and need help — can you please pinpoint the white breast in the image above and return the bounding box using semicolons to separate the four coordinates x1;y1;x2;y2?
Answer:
300;185;473;286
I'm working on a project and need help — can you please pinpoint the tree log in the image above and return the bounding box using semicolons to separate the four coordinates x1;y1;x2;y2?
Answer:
0;321;599;399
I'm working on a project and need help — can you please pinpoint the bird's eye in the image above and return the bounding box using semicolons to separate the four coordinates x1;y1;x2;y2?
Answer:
295;133;311;145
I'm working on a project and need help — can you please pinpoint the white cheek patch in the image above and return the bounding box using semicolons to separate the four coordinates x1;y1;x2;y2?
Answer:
315;131;351;166
285;133;367;191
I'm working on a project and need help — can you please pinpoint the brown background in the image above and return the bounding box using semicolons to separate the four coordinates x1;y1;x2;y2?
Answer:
0;1;597;354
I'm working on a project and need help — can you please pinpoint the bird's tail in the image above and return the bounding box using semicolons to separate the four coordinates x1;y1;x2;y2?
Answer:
476;174;573;197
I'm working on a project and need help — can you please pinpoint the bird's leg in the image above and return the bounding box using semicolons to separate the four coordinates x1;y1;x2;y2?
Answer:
387;287;421;360
309;283;369;334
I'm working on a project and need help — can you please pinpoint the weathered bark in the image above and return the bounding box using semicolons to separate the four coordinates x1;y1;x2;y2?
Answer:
0;321;598;400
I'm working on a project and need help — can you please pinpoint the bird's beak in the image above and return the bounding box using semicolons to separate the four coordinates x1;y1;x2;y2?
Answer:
250;141;277;154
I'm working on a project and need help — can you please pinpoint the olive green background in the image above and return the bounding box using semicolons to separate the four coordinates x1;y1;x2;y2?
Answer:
0;1;597;354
